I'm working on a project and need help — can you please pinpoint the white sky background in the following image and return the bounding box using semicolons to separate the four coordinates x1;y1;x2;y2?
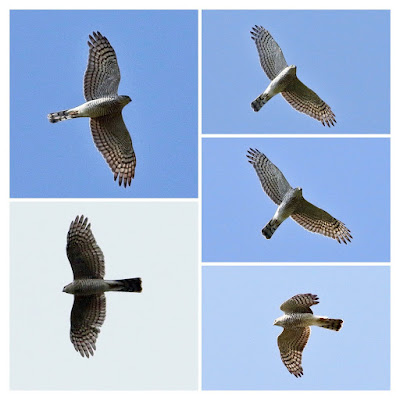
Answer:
10;201;198;389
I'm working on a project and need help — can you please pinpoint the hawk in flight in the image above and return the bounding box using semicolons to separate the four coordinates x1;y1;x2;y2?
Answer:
247;148;351;244
274;293;343;377
63;215;142;357
48;32;136;187
250;25;336;127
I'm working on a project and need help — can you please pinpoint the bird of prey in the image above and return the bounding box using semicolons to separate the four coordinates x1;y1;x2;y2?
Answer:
250;25;336;127
48;31;136;187
274;293;343;377
63;215;142;357
247;148;351;244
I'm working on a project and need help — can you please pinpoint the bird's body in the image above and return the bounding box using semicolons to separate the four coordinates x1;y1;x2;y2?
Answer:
48;32;136;187
48;96;131;123
63;215;142;357
63;278;141;296
274;293;343;377
251;25;336;127
251;65;297;111
247;148;352;243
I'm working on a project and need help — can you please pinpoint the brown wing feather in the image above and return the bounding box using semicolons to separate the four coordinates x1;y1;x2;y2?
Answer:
70;294;106;358
278;327;310;377
84;31;120;101
281;77;336;127
280;294;319;314
66;215;105;279
90;113;136;187
292;198;352;244
246;148;292;205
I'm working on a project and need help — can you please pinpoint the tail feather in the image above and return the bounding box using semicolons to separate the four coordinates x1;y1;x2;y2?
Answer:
47;109;78;123
262;219;281;239
111;278;142;293
251;93;270;112
318;318;343;331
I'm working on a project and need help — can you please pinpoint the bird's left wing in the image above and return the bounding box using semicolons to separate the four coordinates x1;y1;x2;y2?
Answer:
67;215;105;279
280;293;319;314
281;77;336;127
90;112;136;187
292;198;352;244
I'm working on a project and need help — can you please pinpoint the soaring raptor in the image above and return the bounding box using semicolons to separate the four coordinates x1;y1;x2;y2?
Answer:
247;148;351;244
48;32;136;187
274;293;343;377
63;215;142;357
250;25;336;127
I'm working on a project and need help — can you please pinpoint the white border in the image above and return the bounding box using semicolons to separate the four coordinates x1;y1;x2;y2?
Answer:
3;1;397;399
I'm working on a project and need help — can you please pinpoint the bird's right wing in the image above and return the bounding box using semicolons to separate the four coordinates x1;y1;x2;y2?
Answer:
277;327;310;378
90;112;136;187
251;25;289;80
70;294;106;358
246;148;292;205
281;77;336;127
67;215;105;279
84;31;121;101
280;293;319;314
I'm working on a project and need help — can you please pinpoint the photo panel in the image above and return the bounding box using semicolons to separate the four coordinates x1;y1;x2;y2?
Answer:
10;10;198;198
202;10;390;134
202;265;390;390
10;201;198;389
202;137;390;262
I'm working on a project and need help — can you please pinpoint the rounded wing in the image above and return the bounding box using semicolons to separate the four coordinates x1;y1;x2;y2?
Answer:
66;215;105;279
280;293;319;314
292;198;352;244
246;148;292;205
281;77;336;127
70;294;106;358
251;25;288;81
277;327;310;377
84;31;121;101
90;112;136;187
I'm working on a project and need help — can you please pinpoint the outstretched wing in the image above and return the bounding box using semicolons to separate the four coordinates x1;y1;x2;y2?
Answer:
277;327;310;377
70;294;106;358
66;215;105;279
84;31;121;101
281;77;336;127
251;25;288;80
246;148;292;205
292;198;352;244
90;112;136;187
280;293;319;314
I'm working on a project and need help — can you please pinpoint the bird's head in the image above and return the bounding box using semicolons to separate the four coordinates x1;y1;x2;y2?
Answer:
295;187;303;196
273;316;284;326
62;283;74;294
120;95;132;105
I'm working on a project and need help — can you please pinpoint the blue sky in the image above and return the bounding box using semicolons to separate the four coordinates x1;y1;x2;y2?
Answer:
202;265;390;390
10;10;198;198
202;10;390;134
203;138;390;262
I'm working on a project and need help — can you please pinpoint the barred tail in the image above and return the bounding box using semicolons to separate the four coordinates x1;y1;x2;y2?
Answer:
262;219;281;239
251;93;270;112
318;318;343;331
110;278;142;293
47;109;78;123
